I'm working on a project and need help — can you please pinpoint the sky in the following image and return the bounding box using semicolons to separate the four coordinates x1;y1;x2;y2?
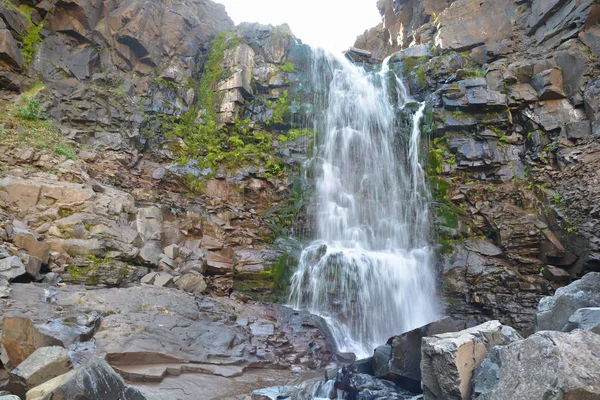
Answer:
215;0;382;52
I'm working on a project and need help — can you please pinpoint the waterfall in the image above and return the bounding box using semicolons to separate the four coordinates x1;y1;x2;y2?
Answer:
289;50;440;359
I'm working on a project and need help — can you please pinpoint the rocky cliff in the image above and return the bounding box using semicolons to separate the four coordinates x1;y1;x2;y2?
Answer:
357;0;600;334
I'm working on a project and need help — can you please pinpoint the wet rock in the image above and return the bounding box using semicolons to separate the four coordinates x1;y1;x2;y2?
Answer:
421;320;522;400
472;330;600;399
0;256;26;281
8;346;72;394
26;357;146;400
536;272;600;331
248;385;310;400
562;307;600;333
334;364;413;400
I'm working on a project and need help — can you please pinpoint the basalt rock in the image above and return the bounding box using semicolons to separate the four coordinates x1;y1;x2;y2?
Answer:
536;272;600;331
421;321;522;400
472;330;600;400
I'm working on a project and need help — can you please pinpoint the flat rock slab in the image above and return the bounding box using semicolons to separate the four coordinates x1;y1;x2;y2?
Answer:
114;363;245;382
0;283;334;383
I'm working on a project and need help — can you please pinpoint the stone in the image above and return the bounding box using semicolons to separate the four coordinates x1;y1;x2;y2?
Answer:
562;307;600;334
26;357;146;400
9;346;72;393
140;272;158;285
151;168;166;180
22;255;43;281
0;29;24;71
531;68;566;101
435;0;516;52
0;256;26;281
566;121;593;141
472;330;600;399
12;231;51;264
374;317;458;392
0;277;11;298
1;316;63;367
536;272;600;331
542;265;571;283
153;272;174;287
206;250;234;275
164;244;179;259
421;320;522;400
175;273;207;296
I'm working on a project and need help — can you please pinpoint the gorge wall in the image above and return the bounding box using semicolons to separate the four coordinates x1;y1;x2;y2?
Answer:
356;0;600;334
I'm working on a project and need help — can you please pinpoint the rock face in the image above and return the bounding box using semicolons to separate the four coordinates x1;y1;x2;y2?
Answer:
563;307;600;334
421;321;522;400
536;272;600;331
472;330;600;400
26;357;146;400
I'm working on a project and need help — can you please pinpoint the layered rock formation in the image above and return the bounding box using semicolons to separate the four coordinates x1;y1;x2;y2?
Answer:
356;0;600;335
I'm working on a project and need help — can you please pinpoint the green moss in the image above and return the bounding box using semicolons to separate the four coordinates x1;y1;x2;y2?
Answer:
266;89;291;126
54;143;77;160
22;21;44;65
280;61;296;73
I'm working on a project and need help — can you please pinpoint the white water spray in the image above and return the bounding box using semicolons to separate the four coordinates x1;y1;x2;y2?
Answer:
289;50;440;358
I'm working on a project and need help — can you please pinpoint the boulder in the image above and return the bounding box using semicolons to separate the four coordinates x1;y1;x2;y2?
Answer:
562;307;600;334
0;29;24;71
175;273;207;296
0;256;26;281
8;346;72;394
1;317;63;367
12;232;51;264
421;320;522;400
536;272;600;331
472;330;600;399
25;357;146;400
373;317;457;392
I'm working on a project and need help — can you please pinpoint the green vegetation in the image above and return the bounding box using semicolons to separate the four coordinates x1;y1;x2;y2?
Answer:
54;143;78;160
22;21;43;65
266;89;291;126
16;95;43;121
464;66;486;78
280;61;296;73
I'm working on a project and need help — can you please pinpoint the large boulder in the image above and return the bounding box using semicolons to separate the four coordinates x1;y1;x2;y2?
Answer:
25;357;146;400
536;272;600;331
472;330;600;399
372;317;457;392
8;346;72;395
421;320;522;400
1;316;63;367
0;257;26;282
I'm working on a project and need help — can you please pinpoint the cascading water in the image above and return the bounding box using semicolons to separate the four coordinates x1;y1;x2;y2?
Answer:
289;49;440;359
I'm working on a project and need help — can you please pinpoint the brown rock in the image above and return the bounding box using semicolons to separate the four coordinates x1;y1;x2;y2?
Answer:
1;317;63;367
0;29;23;71
532;69;566;101
12;232;51;264
175;273;207;296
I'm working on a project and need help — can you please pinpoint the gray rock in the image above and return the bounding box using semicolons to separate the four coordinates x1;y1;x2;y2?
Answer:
472;330;600;400
531;68;566;101
9;346;72;393
0;278;10;298
151;168;166;180
563;307;600;334
421;320;522;400
175;273;207;295
26;357;146;400
374;317;457;392
0;256;26;281
536;272;600;331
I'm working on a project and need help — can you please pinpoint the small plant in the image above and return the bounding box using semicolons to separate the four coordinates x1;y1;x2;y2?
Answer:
16;95;43;121
54;143;77;160
280;61;296;73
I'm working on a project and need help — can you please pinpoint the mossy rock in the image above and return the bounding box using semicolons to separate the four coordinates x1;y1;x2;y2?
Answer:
64;256;145;287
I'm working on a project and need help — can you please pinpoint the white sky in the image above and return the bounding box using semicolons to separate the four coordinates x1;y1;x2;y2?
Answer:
215;0;382;52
